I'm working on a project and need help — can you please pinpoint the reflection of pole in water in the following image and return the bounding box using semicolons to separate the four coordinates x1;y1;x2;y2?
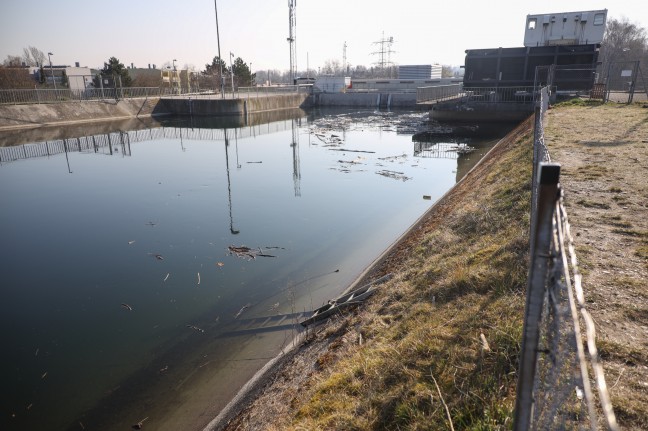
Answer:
63;139;72;173
224;129;239;234
235;129;241;169
291;118;301;197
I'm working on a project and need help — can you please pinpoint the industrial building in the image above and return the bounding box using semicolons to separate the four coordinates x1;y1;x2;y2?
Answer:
398;64;442;80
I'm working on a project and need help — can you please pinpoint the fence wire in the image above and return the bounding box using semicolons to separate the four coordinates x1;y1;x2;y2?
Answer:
515;87;618;431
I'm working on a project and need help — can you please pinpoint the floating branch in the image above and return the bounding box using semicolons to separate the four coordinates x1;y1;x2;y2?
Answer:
227;245;283;260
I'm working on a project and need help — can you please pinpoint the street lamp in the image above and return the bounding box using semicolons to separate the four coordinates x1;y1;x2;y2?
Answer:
213;0;224;98
47;52;57;91
172;59;178;93
229;52;235;95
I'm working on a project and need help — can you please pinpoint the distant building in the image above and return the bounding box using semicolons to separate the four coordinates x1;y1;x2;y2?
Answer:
398;65;442;80
524;9;607;47
65;67;93;90
314;76;351;93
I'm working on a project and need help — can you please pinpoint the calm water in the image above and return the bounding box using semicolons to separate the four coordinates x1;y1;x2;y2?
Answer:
0;109;512;430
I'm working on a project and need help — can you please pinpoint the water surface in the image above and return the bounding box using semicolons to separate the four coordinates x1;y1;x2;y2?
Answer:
0;109;512;430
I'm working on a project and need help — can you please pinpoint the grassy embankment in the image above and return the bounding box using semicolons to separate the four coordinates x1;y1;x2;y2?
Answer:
273;118;535;430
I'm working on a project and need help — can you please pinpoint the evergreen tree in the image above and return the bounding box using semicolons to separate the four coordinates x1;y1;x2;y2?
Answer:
94;56;132;87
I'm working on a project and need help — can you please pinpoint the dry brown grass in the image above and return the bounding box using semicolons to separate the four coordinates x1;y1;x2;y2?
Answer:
546;102;648;430
222;119;535;431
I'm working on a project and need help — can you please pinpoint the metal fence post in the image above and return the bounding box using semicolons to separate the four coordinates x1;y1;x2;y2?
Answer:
514;162;561;431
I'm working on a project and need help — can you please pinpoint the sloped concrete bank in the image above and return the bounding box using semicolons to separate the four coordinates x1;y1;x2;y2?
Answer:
0;98;166;131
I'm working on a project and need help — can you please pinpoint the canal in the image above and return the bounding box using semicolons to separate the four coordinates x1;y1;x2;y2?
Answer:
0;108;514;430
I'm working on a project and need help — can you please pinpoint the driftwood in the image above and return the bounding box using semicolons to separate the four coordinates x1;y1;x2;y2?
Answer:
227;245;284;260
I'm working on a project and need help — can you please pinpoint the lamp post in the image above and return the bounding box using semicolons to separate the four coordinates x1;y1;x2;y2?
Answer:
213;0;225;98
172;59;178;94
229;52;235;95
47;52;57;91
249;62;253;85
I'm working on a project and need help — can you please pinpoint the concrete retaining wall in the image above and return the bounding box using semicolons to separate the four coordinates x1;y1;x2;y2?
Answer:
160;93;309;116
430;101;534;122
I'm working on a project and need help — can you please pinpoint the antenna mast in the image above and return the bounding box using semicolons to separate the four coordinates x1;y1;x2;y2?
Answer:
287;0;297;83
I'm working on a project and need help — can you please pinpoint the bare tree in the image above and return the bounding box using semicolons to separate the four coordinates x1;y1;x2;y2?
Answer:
3;55;22;67
22;46;46;67
600;17;648;74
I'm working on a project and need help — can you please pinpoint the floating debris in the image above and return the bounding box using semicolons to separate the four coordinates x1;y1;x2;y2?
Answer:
147;253;164;260
186;324;205;333
163;273;170;282
268;302;280;311
227;245;282;260
328;148;375;154
132;416;148;430
27;403;33;410
128;240;136;245
41;371;48;379
121;303;133;311
246;161;263;164
378;153;408;161
234;303;251;319
376;170;411;181
216;262;224;267
197;272;201;285
35;348;39;357
159;365;169;373
144;221;157;226
423;195;432;200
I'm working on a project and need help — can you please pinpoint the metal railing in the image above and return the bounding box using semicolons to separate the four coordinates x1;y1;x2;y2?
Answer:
416;84;463;103
0;84;311;105
514;87;618;431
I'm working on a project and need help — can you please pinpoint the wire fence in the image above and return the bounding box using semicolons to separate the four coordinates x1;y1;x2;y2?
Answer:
0;85;312;105
514;86;619;431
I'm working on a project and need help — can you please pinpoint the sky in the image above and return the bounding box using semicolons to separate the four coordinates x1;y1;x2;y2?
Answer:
1;0;646;73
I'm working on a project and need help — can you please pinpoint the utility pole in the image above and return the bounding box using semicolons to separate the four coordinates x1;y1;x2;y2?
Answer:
343;41;347;75
214;0;225;98
287;0;297;84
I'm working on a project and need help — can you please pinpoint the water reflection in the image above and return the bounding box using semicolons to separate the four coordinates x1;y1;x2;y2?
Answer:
0;109;516;431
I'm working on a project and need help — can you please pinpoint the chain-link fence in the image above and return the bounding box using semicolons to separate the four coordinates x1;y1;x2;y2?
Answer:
603;61;648;103
514;87;619;431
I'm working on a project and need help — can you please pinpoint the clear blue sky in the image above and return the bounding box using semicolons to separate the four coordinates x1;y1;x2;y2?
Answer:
1;0;645;72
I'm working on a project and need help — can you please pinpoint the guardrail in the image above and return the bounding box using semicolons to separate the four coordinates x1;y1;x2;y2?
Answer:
0;85;311;105
514;86;618;431
416;84;463;103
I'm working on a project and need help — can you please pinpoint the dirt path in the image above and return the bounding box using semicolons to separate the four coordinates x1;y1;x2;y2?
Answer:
545;102;648;429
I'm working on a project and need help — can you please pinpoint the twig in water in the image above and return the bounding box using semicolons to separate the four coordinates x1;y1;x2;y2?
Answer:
132;416;148;429
121;303;133;311
186;325;205;333
163;273;170;282
431;372;455;431
234;303;251;319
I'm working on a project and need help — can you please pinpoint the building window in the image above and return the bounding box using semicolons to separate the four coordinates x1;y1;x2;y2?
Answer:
528;18;537;30
594;13;605;25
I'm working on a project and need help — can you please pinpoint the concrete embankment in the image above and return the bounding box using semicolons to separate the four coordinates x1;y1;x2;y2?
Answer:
0;98;165;131
0;93;311;131
159;93;309;116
